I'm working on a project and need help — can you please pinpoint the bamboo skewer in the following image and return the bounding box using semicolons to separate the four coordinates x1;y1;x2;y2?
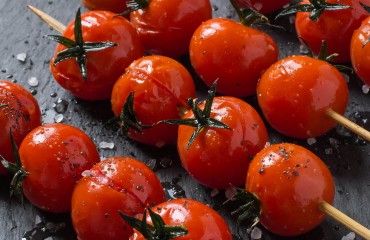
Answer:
27;5;66;33
326;108;370;141
320;201;370;240
27;4;370;239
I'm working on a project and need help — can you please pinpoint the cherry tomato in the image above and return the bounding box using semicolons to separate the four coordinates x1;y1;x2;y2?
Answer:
50;11;144;100
82;0;129;13
0;80;41;175
178;96;269;189
71;156;166;240
246;143;335;236
257;55;349;139
295;0;370;63
129;0;212;57
111;55;196;147
235;0;290;14
129;198;233;240
18;123;100;212
350;16;370;86
190;18;278;98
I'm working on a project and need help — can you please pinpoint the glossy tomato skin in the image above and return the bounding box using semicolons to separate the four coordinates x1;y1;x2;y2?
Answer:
246;143;335;237
50;11;144;100
111;55;196;147
350;16;370;86
190;18;278;98
71;156;166;240
82;0;129;13
235;0;290;14
295;0;370;63
257;55;349;139
178;96;269;189
19;123;100;212
0;80;41;175
130;198;233;240
130;0;212;58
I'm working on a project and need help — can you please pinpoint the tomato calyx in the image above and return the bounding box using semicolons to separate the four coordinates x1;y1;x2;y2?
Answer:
229;0;279;28
160;81;231;149
224;187;261;236
107;92;153;136
276;0;351;21
0;132;29;204
118;0;149;16
46;8;117;81
300;38;353;72
119;207;188;240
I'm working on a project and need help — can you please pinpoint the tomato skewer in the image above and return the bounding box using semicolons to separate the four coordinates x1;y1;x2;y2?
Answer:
28;5;66;33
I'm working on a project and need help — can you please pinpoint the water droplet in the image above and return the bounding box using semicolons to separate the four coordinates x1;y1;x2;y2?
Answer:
53;98;69;113
17;53;27;62
54;114;64;123
50;92;57;98
30;89;37;95
27;77;39;87
162;182;186;199
99;141;115;149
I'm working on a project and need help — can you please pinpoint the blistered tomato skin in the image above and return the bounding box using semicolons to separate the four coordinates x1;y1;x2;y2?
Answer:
50;11;144;100
19;123;100;213
178;96;269;189
246;143;335;237
190;18;278;98
350;16;370;86
130;198;233;240
235;0;290;14
111;55;196;147
82;0;129;13
0;80;41;175
130;0;212;58
71;157;166;240
295;0;370;63
257;55;349;139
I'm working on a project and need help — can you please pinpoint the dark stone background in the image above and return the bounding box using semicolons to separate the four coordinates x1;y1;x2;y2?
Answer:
0;0;369;239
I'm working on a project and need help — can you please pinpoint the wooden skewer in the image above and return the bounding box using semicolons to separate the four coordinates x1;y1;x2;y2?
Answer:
320;201;370;240
27;5;66;33
326;109;370;142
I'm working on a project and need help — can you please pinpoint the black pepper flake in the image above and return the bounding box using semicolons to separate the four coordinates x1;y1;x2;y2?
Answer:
258;168;265;174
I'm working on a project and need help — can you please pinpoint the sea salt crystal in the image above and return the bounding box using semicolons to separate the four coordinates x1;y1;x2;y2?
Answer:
299;44;309;55
251;227;262;240
210;189;219;197
146;158;157;170
307;138;317;145
325;148;333;155
54;114;64;123
99;141;115;149
362;84;369;94
16;53;27;62
341;232;355;240
27;77;39;87
225;186;237;200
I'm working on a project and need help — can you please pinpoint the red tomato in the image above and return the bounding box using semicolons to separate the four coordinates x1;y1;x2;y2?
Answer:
71;156;166;240
350;16;370;86
82;0;129;13
50;11;144;100
0;80;41;175
178;96;269;189
18;123;100;212
295;0;370;63
246;143;335;236
190;18;278;98
257;55;349;139
111;55;196;147
130;0;212;57
129;198;233;240
235;0;290;14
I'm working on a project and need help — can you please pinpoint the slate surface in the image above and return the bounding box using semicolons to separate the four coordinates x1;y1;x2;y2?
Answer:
0;0;369;239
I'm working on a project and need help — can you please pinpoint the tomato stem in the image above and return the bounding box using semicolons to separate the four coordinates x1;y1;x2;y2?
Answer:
46;8;117;81
275;0;351;21
118;0;149;16
119;208;188;240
